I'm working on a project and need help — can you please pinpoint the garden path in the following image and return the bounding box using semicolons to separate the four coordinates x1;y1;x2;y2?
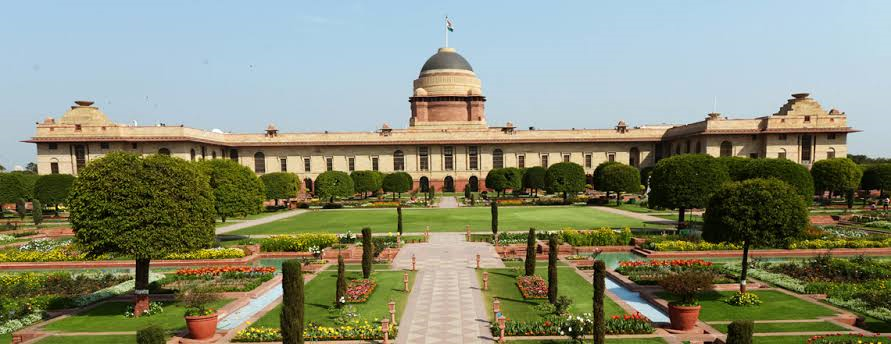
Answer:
437;196;460;208
592;206;672;224
393;233;502;344
214;209;306;235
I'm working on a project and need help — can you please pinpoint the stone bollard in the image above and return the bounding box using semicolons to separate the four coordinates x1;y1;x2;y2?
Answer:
381;318;390;344
483;271;489;290
403;271;409;291
397;232;402;247
411;254;416;271
388;300;396;324
465;225;471;241
493;297;501;319
497;315;507;343
476;253;481;269
425;225;430;241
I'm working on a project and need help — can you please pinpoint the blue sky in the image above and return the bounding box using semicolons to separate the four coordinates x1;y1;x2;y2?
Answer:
1;1;889;169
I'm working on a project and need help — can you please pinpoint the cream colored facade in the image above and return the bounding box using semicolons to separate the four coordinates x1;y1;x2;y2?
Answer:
25;48;856;192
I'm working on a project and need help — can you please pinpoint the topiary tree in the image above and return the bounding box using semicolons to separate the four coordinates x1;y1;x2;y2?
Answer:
491;200;498;242
429;185;436;202
315;171;355;203
523;166;547;197
31;199;42;227
592;161;620;192
861;163;891;196
503;167;524;194
260;172;299;206
547;235;558;304
382;172;412;200
545;162;586;203
649;154;730;227
34;174;76;215
335;254;346;309
811;158;863;208
598;163;641;205
485;168;509;197
8;171;39;201
717;156;753;181
351;170;382;199
15;198;26;221
68;152;215;315
0;173;27;205
396;205;403;235
464;184;471;200
196;159;264;222
361;227;373;278
726;320;754;344
738;158;814;199
525;228;536;276
592;260;606;344
136;325;166;344
702;178;808;292
281;259;305;344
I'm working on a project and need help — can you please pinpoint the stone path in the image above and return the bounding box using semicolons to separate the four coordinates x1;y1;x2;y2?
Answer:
214;209;306;235
393;233;503;344
437;196;460;208
592;206;672;224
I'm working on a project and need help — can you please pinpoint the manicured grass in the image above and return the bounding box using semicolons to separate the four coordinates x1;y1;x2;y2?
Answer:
508;338;667;344
215;209;290;227
708;321;847;333
752;336;831;344
35;335;137;344
0;333;10;344
659;290;837;321
231;206;649;235
42;299;231;332
250;270;415;328
479;266;625;322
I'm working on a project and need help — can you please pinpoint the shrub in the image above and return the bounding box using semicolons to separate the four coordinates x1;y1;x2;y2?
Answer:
259;234;338;252
658;271;714;305
723;292;763;307
322;203;344;209
137;325;167;344
643;240;741;251
560;227;632;246
726;320;753;344
164;247;245;260
545;162;586;202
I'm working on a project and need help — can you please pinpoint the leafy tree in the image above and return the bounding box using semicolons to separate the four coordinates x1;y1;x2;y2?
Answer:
31;199;42;226
34;174;76;214
315;171;355;203
335;254;346;309
196;159;264;222
523;166;546;197
503;168;524;193
649;154;730;226
0;164;5;172
281;259;305;344
464;184;471;200
25;162;38;173
738;158;814;199
702;178;808;292
361;227;374;278
592;161;620;191
598;163;640;205
726;320;754;344
547;235;558;304
849;154;891;164
525;228;536;276
545;162;586;203
68;152;215;315
485;169;509;197
861;163;891;196
0;173;28;204
382;172;412;200
717;156;753;181
592;260;606;344
811;158;863;207
491;200;498;242
15;199;26;221
260;172;299;206
351;170;381;198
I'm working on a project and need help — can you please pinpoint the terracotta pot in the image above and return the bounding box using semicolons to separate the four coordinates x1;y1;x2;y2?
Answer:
185;313;218;340
667;304;700;331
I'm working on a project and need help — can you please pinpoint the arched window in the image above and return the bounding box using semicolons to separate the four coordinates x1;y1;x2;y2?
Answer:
675;144;681;155
629;147;640;168
304;178;313;193
695;141;702;154
212;151;217;159
827;147;836;159
468;176;479;192
778;148;787;159
254;152;266;173
393;150;405;171
492;149;504;169
158;148;171;156
190;149;196;161
229;149;239;161
443;176;455;192
685;140;691;154
419;176;430;192
720;141;733;157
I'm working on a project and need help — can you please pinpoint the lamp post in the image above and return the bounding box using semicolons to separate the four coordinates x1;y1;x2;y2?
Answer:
388;300;396;324
425;225;430;241
497;315;507;344
466;225;471;241
411;254;416;271
403;271;409;291
493;297;501;320
381;318;390;344
396;232;402;247
483;271;489;290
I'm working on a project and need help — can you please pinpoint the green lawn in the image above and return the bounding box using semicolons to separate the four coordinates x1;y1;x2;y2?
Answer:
35;335;136;344
508;338;666;344
0;333;10;344
479;265;625;322
230;206;649;235
708;321;847;333
752;336;842;344
42;299;231;332
250;270;415;328
659;290;837;321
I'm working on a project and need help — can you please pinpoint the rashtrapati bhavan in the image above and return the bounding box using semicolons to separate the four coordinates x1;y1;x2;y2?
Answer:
26;47;857;193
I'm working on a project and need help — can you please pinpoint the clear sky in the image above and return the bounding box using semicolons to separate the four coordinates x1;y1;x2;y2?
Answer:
2;1;889;169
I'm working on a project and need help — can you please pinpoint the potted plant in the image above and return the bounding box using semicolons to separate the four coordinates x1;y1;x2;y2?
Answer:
179;289;221;340
658;270;714;331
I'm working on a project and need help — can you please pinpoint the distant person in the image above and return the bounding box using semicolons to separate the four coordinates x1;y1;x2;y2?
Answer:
883;196;890;211
869;202;877;211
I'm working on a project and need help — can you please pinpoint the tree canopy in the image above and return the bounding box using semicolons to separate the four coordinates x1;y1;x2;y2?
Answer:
503;167;524;192
522;166;547;195
545;162;586;202
351;170;382;197
34;174;76;207
0;173;28;204
260;172;299;201
598;163;640;204
811;158;863;195
738;158;814;199
196;159;264;222
649;154;730;224
861;163;891;195
315;171;355;202
382;172;412;197
717;156;752;181
592;161;620;191
485;169;509;195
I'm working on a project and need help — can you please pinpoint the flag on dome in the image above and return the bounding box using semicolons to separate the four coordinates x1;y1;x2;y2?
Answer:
446;17;454;32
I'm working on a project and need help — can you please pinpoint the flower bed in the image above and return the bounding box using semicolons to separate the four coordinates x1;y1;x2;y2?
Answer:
174;266;275;277
496;199;526;206
643;240;741;251
490;313;654;336
364;201;401;208
788;238;891;249
0;238;89;262
233;323;397;342
345;279;377;303
807;333;891;344
616;259;726;285
164;247;245;260
154;266;275;293
516;275;548;299
259;233;338;252
561;227;632;246
865;221;891;230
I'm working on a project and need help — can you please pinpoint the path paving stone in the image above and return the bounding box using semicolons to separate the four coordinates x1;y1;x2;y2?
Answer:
214;209;306;235
437;196;460;208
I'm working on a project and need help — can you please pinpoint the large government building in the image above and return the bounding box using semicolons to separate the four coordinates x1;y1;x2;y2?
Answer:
26;47;856;193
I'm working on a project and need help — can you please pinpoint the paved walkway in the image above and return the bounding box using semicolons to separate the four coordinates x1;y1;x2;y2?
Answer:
437;196;460;208
592;206;673;224
393;233;503;344
214;209;306;235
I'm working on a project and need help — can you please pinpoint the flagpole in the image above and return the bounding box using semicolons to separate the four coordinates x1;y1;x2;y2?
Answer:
445;16;449;48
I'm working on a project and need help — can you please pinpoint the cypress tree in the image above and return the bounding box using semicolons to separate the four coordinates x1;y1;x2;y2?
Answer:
361;227;373;279
335;254;346;308
15;198;26;221
429;185;436;201
592;260;606;344
464;184;471;200
524;228;536;276
726;320;754;344
491;200;498;241
547;236;558;304
281;259;305;344
397;205;403;235
31;200;43;227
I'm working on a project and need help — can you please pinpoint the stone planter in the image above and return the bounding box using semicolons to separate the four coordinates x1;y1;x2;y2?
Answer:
185;313;219;340
667;304;700;331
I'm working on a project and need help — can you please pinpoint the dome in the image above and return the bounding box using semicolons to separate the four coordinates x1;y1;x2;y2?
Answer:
420;47;473;74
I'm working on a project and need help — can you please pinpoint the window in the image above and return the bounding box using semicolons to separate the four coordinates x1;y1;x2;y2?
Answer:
607;152;616;162
48;143;58;150
348;157;355;171
201;146;206;159
827;148;836;159
804;115;811;122
254;152;266;173
419;147;429;171
50;161;59;174
828;133;836;140
74;124;82;131
280;158;288;172
100;142;109;149
801;134;813;162
675;144;680;155
229;149;238;161
326;157;333;171
749;153;759;159
695;141;702;154
584;154;592;168
131;143;138;149
372;157;379;171
468;146;479;170
751;135;757;141
393;150;405;171
304;157;311;172
541;154;549;167
778;149;787;159
720;141;733;157
685;140;691;153
563;154;570;163
212;151;217;159
629;147;640;168
190;149;196;161
493;149;504;169
517;155;525;168
74;145;86;172
443;146;454;170
158;148;171;156
779;134;787;140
